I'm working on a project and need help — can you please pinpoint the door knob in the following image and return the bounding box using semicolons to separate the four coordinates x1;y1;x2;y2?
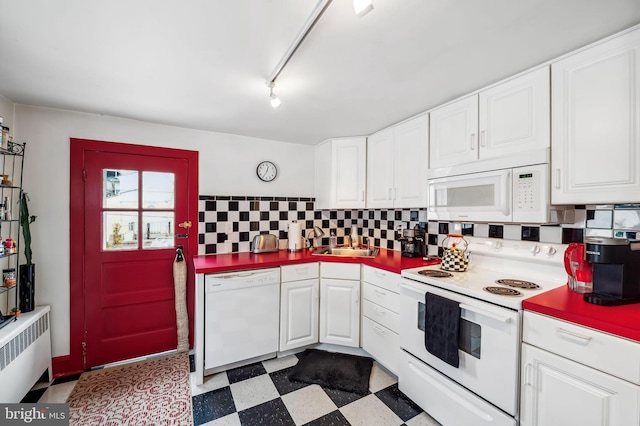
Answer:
178;221;192;229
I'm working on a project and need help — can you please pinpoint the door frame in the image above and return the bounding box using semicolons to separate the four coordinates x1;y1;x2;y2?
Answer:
66;138;198;376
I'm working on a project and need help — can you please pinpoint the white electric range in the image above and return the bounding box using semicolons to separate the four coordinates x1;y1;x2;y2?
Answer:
399;236;568;426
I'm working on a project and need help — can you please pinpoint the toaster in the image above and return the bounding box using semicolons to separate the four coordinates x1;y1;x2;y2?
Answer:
252;234;279;253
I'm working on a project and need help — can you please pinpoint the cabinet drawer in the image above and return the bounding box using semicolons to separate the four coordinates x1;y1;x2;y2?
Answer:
281;263;319;282
362;266;400;294
362;282;399;313
523;312;640;385
320;262;360;280
362;316;399;375
363;299;399;333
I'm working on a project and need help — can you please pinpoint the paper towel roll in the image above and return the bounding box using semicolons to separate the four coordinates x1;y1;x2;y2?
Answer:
288;221;302;251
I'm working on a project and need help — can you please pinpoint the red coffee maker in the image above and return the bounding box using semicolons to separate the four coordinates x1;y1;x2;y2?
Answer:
564;243;593;293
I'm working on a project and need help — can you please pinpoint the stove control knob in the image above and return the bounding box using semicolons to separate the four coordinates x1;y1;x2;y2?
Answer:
542;246;557;255
530;245;540;255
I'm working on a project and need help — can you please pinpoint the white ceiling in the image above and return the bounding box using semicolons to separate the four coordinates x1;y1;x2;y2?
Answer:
1;0;639;145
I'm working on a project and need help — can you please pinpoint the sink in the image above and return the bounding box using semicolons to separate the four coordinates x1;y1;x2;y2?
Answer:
312;246;379;258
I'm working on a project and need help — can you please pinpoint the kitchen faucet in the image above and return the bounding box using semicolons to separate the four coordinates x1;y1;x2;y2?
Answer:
305;226;325;249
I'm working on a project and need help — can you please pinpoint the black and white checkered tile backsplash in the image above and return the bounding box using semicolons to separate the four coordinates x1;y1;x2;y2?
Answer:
198;196;640;256
198;196;429;254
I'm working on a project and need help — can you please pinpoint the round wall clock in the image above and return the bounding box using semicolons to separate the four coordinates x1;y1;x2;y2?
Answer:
256;161;278;182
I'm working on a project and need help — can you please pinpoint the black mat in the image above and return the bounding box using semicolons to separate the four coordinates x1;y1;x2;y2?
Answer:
288;349;373;394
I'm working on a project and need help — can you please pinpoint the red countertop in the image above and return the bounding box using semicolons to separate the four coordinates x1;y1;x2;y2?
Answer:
523;286;640;343
193;247;438;275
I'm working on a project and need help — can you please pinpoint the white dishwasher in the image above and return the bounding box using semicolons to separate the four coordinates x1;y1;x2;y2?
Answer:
204;268;280;373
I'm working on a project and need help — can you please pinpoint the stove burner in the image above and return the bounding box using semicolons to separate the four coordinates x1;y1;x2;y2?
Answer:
483;286;522;296
418;270;453;278
495;279;540;289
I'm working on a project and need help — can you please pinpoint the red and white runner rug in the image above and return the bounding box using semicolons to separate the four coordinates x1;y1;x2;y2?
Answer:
67;353;193;425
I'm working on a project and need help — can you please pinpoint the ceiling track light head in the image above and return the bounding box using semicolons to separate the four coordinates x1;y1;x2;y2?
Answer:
354;0;374;18
267;81;281;108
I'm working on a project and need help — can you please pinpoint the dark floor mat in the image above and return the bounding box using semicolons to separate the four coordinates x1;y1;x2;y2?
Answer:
288;349;373;395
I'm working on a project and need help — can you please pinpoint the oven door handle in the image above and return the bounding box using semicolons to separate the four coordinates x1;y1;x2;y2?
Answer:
459;303;512;324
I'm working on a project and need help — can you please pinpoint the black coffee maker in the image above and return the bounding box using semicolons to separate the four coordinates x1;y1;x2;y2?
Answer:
584;237;640;306
399;225;425;258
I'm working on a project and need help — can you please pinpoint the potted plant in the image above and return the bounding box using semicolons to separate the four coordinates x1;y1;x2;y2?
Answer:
19;192;36;313
10;307;20;318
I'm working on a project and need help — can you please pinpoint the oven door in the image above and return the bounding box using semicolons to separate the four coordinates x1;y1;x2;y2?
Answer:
428;168;512;222
399;278;521;416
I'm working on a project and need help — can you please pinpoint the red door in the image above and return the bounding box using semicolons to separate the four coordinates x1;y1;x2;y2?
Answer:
68;139;197;373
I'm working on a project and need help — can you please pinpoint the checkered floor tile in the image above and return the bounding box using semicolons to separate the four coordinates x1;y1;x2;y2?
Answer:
191;353;440;426
23;353;440;426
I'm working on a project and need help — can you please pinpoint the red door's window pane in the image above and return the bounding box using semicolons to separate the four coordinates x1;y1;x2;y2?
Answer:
103;169;138;209
103;212;138;250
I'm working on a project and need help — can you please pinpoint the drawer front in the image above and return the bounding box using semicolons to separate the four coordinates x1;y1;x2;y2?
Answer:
362;316;399;375
523;311;640;385
399;351;516;426
362;299;399;333
320;262;360;280
362;282;399;313
281;263;319;282
362;266;400;294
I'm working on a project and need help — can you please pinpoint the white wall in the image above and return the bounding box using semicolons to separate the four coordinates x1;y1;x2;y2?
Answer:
13;104;315;357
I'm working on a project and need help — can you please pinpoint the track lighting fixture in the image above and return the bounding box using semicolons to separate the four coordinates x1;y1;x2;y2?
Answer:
267;81;281;108
353;0;374;18
265;0;374;108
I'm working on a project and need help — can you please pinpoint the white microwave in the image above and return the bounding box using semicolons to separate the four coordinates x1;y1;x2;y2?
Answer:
428;164;573;223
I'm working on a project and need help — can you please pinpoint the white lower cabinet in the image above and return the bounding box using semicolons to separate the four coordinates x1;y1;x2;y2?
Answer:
521;312;640;426
362;316;398;374
361;266;401;374
279;279;319;352
279;264;319;352
521;343;639;426
319;263;360;347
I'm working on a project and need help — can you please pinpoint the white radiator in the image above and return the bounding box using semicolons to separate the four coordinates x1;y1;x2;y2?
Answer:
0;306;52;403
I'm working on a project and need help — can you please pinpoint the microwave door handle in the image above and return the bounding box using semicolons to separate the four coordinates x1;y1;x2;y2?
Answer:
501;170;511;217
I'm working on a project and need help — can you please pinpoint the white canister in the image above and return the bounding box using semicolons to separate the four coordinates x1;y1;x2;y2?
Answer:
288;221;303;251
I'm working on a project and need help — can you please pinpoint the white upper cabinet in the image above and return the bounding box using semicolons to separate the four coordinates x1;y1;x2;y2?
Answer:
367;115;429;208
551;28;640;204
430;67;550;170
479;67;550;159
315;137;367;209
429;95;479;169
367;128;395;208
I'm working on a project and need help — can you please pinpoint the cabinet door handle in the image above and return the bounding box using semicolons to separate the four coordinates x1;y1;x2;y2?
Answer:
480;130;486;147
524;363;535;389
470;133;476;150
394;187;397;200
361;190;365;201
373;325;386;334
373;270;386;277
355;289;360;305
373;306;386;315
388;188;392;200
374;288;387;296
500;170;511;217
553;169;561;189
556;327;592;344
